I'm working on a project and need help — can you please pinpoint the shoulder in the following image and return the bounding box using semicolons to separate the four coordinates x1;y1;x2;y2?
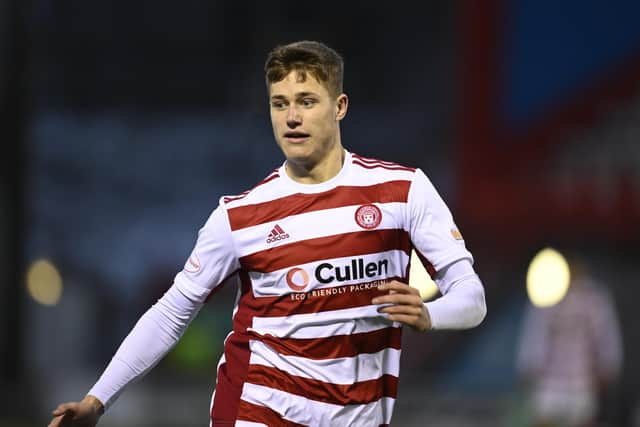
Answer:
346;154;424;205
351;153;416;173
221;169;283;208
350;152;418;186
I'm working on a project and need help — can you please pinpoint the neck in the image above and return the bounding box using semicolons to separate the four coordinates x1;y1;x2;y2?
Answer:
285;143;345;184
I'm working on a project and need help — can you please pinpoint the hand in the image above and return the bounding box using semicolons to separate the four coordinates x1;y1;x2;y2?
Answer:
372;280;432;332
48;395;104;427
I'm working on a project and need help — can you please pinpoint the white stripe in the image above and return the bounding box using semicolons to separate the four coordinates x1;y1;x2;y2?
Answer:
234;422;268;427
234;202;408;257
249;339;400;384
250;305;400;339
224;152;415;208
240;383;394;426
249;249;409;297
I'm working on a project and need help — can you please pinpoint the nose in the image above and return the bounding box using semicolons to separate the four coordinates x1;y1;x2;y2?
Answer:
286;105;302;127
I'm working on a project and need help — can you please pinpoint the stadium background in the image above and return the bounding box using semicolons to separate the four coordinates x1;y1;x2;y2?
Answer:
1;1;639;425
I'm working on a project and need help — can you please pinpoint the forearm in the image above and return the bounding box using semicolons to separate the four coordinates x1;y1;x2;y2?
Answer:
426;276;485;329
425;259;486;330
88;279;208;409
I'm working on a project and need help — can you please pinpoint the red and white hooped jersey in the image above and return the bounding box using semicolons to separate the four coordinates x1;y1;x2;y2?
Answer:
176;151;472;426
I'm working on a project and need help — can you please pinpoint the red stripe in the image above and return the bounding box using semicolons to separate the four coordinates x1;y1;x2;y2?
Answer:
352;153;414;169
211;272;255;423
223;191;249;203
352;155;416;172
227;180;411;231
261;327;402;359
352;154;392;164
231;270;255;333
352;159;416;172
237;400;307;427
239;280;405;319
233;272;404;359
240;229;411;273
352;153;397;164
210;332;251;424
247;365;398;405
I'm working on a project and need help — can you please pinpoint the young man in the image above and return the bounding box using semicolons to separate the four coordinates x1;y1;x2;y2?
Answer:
49;40;486;427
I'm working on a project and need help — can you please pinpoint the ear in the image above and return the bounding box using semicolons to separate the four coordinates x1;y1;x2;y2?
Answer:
335;93;349;121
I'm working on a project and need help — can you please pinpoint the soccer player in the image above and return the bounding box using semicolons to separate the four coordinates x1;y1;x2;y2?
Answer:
49;40;486;427
517;255;622;427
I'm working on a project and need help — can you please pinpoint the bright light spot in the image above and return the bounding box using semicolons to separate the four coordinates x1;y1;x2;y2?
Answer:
409;250;439;300
26;259;63;306
526;248;570;307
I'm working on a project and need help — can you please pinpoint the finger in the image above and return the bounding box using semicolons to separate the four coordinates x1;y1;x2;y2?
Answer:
389;310;430;330
372;293;422;306
386;313;425;329
48;414;65;427
52;403;75;416
378;281;419;295
378;304;424;316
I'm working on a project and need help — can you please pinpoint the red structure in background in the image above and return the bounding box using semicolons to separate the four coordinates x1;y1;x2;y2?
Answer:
457;1;640;248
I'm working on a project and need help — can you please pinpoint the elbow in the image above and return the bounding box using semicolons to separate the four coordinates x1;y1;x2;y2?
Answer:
473;294;487;327
469;286;487;328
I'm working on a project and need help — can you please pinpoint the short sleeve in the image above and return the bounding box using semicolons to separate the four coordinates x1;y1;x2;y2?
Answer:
174;201;241;294
407;169;472;274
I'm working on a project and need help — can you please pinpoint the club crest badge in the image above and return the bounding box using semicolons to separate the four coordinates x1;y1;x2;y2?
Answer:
184;253;201;273
355;204;382;229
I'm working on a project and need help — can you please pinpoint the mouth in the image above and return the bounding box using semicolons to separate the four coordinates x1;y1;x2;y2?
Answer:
284;131;310;143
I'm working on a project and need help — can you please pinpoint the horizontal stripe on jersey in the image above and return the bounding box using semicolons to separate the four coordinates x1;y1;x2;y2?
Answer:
227;180;411;231
249;340;401;385
239;383;394;427
260;327;402;360
238;279;402;318
247;364;397;405
223;160;414;209
233;202;407;258
236;401;307;427
249;305;400;339
240;229;411;273
206;152;468;426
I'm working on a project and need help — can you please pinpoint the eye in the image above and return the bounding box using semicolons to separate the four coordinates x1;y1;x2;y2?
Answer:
271;101;287;109
301;98;316;108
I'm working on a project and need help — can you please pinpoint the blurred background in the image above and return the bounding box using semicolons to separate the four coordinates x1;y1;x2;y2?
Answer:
1;0;639;426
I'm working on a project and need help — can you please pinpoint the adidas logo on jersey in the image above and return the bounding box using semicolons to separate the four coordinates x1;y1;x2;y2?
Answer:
266;224;290;243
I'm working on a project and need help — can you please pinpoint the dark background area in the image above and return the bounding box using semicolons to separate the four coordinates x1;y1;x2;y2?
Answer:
1;1;639;426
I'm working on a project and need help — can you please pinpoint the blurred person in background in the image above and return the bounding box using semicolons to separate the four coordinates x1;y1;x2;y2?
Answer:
517;254;623;427
48;40;486;427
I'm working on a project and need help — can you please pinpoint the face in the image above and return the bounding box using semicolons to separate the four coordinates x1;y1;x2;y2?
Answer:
269;71;348;170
